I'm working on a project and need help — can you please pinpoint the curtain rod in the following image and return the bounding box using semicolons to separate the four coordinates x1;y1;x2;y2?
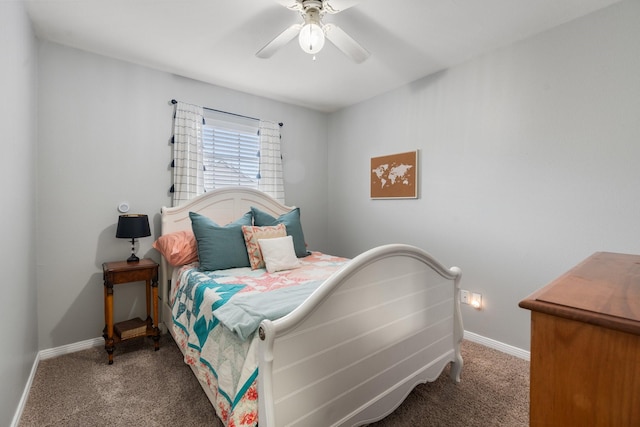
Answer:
171;99;283;127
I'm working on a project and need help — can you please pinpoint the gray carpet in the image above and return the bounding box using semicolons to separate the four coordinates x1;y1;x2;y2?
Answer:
19;336;529;426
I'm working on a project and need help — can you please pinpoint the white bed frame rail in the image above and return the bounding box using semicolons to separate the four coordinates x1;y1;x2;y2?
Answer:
258;244;463;427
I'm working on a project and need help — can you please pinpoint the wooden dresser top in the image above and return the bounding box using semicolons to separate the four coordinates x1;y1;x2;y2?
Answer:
519;252;640;336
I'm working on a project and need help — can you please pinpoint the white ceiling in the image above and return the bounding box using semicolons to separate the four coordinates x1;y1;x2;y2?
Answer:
25;0;621;112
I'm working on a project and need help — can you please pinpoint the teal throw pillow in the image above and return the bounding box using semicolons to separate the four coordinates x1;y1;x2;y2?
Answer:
251;207;308;257
189;211;253;270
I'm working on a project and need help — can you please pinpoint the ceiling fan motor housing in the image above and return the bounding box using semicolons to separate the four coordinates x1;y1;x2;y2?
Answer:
301;1;324;23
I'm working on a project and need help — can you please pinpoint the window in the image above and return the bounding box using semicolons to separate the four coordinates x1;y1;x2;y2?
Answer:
202;115;260;192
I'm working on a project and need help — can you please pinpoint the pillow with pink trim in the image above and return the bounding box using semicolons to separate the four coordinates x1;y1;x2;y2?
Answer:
242;224;287;269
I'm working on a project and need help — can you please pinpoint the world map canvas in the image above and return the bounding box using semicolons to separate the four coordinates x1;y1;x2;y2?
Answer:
370;150;418;199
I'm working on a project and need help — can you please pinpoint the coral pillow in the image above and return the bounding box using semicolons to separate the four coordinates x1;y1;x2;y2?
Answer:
152;230;198;266
242;224;287;269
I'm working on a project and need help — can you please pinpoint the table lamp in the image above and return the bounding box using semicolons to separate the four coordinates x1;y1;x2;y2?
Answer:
116;214;151;263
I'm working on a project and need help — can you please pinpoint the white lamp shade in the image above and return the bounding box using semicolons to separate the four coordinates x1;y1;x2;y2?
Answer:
298;23;325;54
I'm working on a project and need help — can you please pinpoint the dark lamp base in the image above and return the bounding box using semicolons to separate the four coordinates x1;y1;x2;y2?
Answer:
126;238;140;263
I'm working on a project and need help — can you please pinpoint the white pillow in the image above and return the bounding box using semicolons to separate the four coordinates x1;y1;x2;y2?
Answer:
258;235;301;273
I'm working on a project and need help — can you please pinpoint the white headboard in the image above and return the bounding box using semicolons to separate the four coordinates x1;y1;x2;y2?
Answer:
158;187;294;324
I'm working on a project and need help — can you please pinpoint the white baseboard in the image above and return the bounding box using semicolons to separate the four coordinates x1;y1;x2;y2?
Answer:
464;330;530;361
38;336;103;360
10;349;40;427
11;337;104;427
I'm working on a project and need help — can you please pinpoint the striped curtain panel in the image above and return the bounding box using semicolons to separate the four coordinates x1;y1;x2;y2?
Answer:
258;120;285;204
172;102;204;207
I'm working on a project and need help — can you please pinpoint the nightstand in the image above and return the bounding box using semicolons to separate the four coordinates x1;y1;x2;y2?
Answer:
102;258;160;364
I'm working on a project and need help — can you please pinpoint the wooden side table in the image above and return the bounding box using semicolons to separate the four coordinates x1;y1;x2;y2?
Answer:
102;258;160;364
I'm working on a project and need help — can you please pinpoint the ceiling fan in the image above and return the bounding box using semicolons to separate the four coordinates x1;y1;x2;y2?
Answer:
256;0;370;63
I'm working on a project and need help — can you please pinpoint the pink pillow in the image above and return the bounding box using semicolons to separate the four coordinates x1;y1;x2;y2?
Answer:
242;224;287;269
152;230;198;266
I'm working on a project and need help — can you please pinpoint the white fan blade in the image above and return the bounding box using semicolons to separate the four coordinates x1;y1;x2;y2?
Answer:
273;0;303;11
323;23;370;63
256;24;303;58
323;0;360;14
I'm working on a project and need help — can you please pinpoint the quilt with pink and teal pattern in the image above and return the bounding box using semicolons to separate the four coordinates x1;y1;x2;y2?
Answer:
171;251;349;427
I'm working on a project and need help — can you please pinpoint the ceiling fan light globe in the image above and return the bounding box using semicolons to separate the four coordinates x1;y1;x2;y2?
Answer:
298;23;325;54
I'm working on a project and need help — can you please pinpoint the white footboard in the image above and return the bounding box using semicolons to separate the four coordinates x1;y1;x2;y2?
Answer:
258;244;463;427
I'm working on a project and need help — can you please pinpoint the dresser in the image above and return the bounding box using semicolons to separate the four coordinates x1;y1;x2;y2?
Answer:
519;252;640;426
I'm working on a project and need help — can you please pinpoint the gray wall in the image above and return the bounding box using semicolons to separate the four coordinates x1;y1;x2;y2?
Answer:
36;42;329;350
0;1;38;425
6;3;640;422
327;0;640;351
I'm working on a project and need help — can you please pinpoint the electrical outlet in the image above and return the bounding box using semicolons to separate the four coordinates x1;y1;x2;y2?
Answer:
460;289;470;305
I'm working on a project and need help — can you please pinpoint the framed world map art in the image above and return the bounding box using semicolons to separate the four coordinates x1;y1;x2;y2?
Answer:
370;150;418;199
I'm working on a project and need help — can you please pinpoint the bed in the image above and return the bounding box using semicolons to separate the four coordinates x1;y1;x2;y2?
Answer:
156;187;463;427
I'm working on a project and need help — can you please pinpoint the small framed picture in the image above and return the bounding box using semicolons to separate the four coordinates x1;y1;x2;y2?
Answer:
370;150;418;199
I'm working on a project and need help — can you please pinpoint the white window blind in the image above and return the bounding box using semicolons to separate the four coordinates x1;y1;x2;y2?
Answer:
202;116;260;191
